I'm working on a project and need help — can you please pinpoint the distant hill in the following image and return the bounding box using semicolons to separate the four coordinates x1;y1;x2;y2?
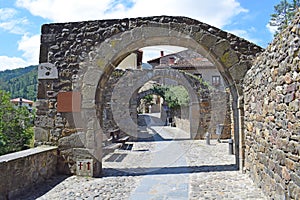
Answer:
0;66;38;101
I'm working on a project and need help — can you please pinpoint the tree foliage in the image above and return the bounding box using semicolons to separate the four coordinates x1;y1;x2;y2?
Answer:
270;0;300;35
0;65;37;101
143;94;153;106
152;85;189;109
0;90;34;156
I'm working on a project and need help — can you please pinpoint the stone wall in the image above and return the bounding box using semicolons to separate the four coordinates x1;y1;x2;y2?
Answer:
209;90;232;139
0;146;57;199
172;105;190;132
96;69;126;143
109;68;211;139
244;14;300;199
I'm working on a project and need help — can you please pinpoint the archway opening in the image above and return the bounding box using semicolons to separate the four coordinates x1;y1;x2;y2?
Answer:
95;45;235;176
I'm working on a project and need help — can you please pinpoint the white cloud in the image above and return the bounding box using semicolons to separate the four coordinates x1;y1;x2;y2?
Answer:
16;0;247;28
18;34;40;65
226;28;260;45
0;8;28;34
0;18;29;34
266;23;277;35
16;0;113;22
0;56;28;71
3;0;248;71
0;34;40;71
0;8;17;21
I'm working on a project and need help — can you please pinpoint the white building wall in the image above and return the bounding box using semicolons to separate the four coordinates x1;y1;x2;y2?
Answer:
117;53;138;69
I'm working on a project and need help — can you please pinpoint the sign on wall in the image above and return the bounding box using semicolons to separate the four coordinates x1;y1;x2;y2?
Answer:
38;63;58;79
76;159;93;177
57;91;81;112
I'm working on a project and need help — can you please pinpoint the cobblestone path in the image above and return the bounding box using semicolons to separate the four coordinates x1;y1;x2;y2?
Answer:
20;114;267;200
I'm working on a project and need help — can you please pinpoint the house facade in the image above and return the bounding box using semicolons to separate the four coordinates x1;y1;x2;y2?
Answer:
147;49;226;90
10;97;34;112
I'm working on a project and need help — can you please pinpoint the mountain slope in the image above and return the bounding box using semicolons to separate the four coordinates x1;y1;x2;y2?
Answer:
0;66;38;101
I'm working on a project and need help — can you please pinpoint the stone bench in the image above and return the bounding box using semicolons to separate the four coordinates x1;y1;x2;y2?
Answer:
114;136;130;144
108;128;120;142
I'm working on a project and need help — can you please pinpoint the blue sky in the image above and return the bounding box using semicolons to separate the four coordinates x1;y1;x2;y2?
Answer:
0;0;281;71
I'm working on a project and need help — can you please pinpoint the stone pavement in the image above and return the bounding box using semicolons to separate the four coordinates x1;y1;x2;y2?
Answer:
19;114;267;200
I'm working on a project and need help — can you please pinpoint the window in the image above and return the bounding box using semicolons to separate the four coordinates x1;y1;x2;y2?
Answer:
212;76;221;86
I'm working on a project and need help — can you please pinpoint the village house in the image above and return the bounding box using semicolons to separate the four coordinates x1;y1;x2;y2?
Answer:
147;49;226;90
10;97;34;112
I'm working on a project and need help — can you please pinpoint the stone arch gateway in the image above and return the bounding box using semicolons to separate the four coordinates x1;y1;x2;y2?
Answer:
36;16;263;176
109;68;208;140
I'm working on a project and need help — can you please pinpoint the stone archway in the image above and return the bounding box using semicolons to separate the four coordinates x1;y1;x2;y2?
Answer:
36;16;263;176
109;68;207;140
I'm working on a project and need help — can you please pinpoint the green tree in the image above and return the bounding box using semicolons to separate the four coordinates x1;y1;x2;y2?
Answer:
143;95;153;106
269;0;300;35
152;85;189;109
0;90;34;155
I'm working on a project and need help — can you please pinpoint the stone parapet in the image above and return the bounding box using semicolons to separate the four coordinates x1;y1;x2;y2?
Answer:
0;146;57;200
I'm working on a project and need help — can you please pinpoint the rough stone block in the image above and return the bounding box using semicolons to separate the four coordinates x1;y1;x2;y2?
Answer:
200;33;218;49
34;127;49;142
286;83;297;93
284;92;295;103
229;63;249;82
41;34;56;43
58;132;85;150
291;172;300;187
282;167;291;182
213;39;231;58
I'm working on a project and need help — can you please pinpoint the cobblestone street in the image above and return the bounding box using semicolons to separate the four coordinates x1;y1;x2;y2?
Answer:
20;114;267;200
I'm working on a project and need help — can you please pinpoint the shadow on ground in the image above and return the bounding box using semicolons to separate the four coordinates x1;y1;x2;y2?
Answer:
136;126;190;142
102;164;238;177
16;175;70;200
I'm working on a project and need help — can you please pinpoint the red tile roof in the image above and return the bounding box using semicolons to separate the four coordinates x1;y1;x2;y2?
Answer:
10;98;34;104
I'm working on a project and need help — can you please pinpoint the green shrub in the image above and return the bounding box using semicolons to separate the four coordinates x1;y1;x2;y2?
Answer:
0;90;34;155
152;85;189;109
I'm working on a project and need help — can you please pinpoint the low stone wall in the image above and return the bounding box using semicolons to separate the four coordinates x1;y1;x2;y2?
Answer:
172;106;190;133
0;146;58;200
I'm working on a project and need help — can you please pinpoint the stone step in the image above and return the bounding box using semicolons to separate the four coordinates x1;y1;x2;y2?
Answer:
102;143;122;157
114;136;130;144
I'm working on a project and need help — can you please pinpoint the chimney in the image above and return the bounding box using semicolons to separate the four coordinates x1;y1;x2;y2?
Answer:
160;51;164;57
